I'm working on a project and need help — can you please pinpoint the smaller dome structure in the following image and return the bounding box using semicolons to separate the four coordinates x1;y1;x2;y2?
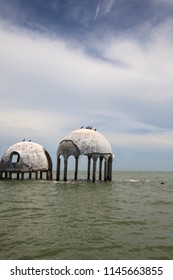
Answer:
0;141;52;180
56;128;113;182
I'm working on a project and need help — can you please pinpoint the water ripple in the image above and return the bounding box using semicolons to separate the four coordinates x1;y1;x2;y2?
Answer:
0;171;173;259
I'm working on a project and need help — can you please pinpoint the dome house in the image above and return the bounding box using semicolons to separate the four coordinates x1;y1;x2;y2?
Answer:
56;128;113;182
0;141;52;180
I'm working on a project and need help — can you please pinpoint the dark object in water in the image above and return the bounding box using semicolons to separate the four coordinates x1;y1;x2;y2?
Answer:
161;181;164;185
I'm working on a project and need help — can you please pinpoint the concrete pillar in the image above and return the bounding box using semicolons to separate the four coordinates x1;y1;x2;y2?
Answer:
63;158;68;181
21;172;24;180
107;157;112;181
74;157;78;180
87;156;91;180
99;156;104;180
92;158;97;182
47;170;52;180
104;159;108;181
56;156;61;181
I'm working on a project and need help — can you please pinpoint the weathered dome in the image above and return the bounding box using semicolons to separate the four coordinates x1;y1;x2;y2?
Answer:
58;128;112;157
56;128;113;182
0;141;52;172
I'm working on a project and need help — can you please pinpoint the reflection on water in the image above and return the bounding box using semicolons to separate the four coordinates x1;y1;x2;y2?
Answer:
0;171;173;260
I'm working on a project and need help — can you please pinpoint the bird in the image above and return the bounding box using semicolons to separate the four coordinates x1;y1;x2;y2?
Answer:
80;126;83;129
29;140;31;142
94;128;97;131
23;139;25;141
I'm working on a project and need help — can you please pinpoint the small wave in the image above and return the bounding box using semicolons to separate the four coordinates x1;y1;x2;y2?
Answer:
125;179;141;183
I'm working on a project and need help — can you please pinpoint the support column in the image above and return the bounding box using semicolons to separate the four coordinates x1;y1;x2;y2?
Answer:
87;156;91;180
92;157;97;182
56;156;61;181
74;157;78;180
104;159;108;181
107;157;113;181
63;157;68;181
99;156;103;180
21;172;24;180
47;170;52;180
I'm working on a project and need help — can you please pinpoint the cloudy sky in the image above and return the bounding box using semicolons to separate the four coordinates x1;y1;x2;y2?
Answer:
1;0;173;171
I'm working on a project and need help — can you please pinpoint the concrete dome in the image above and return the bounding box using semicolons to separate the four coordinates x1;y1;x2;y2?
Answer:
56;128;113;182
58;129;112;156
0;141;52;172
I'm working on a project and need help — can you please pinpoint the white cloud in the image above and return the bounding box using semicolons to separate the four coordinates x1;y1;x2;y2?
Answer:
99;32;173;103
154;0;173;6
0;106;74;142
1;19;173;170
109;130;173;151
0;24;119;100
1;20;173;105
102;0;116;14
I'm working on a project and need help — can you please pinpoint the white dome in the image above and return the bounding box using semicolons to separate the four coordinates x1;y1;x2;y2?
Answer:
0;141;52;171
62;129;112;155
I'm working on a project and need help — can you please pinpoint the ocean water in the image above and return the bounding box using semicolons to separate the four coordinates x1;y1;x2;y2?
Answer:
0;171;173;260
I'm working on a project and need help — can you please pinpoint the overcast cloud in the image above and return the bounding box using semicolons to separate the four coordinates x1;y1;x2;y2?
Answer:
0;0;173;171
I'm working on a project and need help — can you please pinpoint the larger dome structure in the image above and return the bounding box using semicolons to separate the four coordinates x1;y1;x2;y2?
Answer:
56;128;113;182
60;129;112;155
0;141;52;180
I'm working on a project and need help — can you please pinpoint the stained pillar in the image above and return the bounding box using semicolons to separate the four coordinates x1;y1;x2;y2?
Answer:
107;157;112;181
104;159;108;181
99;156;104;180
21;172;24;180
74;157;78;180
92;157;97;182
63;157;68;181
47;170;52;180
87;155;91;180
56;156;61;181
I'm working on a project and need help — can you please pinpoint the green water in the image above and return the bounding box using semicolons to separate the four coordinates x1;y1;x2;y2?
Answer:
0;171;173;260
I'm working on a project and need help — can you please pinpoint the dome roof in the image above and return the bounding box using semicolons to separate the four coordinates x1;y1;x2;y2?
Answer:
0;141;52;172
59;129;112;156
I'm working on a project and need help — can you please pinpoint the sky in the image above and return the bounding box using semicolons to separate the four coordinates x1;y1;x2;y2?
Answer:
0;0;173;171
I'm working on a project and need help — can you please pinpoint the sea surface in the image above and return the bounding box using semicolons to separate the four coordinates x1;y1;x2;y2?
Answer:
0;171;173;260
